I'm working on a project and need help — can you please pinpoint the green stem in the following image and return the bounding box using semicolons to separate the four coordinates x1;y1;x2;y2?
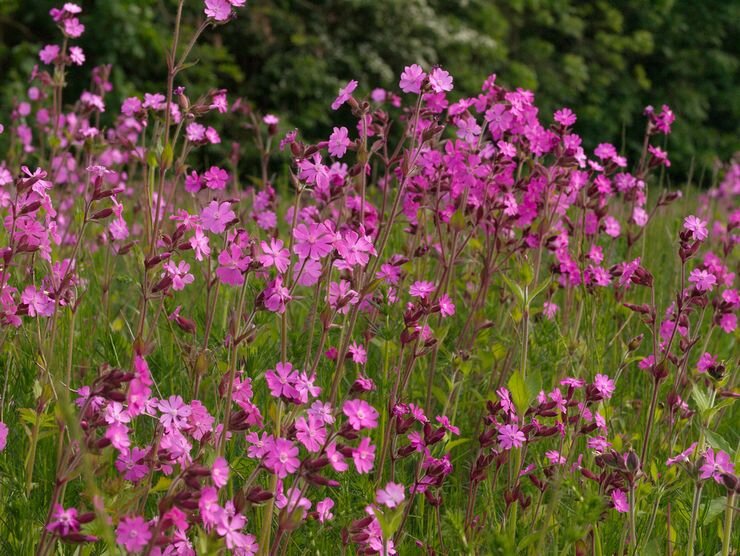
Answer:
687;482;703;556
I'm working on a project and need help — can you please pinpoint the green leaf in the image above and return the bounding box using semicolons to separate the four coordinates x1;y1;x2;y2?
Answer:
701;496;727;526
500;273;524;306
508;370;528;414
704;429;733;455
691;384;711;413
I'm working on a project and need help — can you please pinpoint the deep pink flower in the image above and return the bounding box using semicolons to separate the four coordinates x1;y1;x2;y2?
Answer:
409;280;435;299
295;415;326;453
201;201;236;234
352;437;375;474
666;443;697;467
21;286;55;317
158;395;192;432
316;498;335;522
348;341;367;364
553;107;577;126
69;46;85;65
211;456;229;488
593;374;616;400
116;447;149;483
163;260;194;291
0;422;7;452
263;277;291;313
611;490;629;513
190;226;211;261
116;515;151;553
331;80;358;110
428;68;453;93
328;126;350;158
436;415;460;435
217;244;250;286
293;222;334;260
343;399;379;430
47;504;80;536
204;0;232;21
259;238;290;273
497;424;525;450
399;64;426;94
265;362;299;400
688;269;716;292
699;448;734;483
264;437;300;478
203;166;229;190
438;293;455;317
105;422;130;452
376;482;405;508
683;215;708;241
327;280;360;314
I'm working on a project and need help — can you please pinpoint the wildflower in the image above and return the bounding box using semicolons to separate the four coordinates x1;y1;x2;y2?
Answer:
116;448;149;483
353;437;376;474
331;80;358;110
295;415;326;452
683;215;708;241
316;498;335;522
553;107;577;126
116;515;152;553
699;448;735;483
264;437;300;478
0;422;7;452
543;301;558;319
263;277;291;313
69;46;85;65
343;399;379;430
648;145;671;167
21;286;55;317
497;424;526;450
216;244;250;286
259;238;290;273
376;482;405;508
593;374;616;400
158;395;192;432
326;442;349;472
47;505;80;536
265;362;299;400
204;0;232;21
438;293;456;317
666;443;697;466
328;126;350;158
216;512;255;552
327;280;360;314
399;64;426;94
409;280;435;299
203;166;229;190
429;68;453;93
293;222;334;260
587;436;609;453
546;450;566;465
610;490;629;513
688;269;716;292
201;201;236;234
212;457;229;488
436;415;460;435
348;341;367;364
697;352;717;373
163;260;194;291
105;422;130;452
190;226;211;261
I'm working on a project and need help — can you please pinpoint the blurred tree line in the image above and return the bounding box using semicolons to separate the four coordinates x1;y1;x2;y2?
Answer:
1;0;738;183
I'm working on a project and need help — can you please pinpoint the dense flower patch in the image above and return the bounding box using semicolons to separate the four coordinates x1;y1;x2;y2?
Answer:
0;3;737;555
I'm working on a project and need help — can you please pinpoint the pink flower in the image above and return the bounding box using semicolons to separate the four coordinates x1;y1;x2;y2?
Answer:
376;482;405;508
316;498;334;522
217;244;250;286
593;373;616;400
327;280;360;314
697;352;717;373
348;341;367;364
688;269;716;292
105;422;130;452
259;238;290;273
69;46;85;65
158;395;192;432
264;437;300;478
295;415;326;453
436;415;460;435
265;362;299;400
116;447;149;482
352;437;375;474
438;293;455;317
0;422;7;452
683;215;708;241
428;68;453;93
399;64;426;94
204;0;232;21
201;201;236;234
343;399;379;430
163;260;194;291
328;126;350;158
409;280;435;299
215;512;251;551
699;448;734;483
497;424;525;450
47;504;80;536
263;277;291;313
212;456;229;488
203;166;229;190
21;286;55;317
553;107;577;126
326;442;348;472
190;226;211;261
293;222;334;260
331;80;358;110
666;443;697;467
611;490;629;513
116;515;151;553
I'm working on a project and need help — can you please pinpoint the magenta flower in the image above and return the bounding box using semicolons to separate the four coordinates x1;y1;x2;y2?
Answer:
436;415;460;435
326;442;349;472
116;447;149;483
683;215;708;241
428;68;453;93
116;515;152;553
409;280;435;299
21;286;55;317
348;341;367;364
327;280;360;314
204;0;232;21
0;422;7;452
699;448;735;483
697;352;717;373
265;362;299;400
666;443;697;467
263;277;292;313
158;395;192;432
592;373;616;400
190;226;211;261
438;293;455;317
69;46;85;66
264;437;300;478
105;422;130;452
316;498;335;522
259;238;290;273
328;126;350;158
201;200;236;234
39;44;60;64
399;64;426;94
212;456;229;488
497;424;526;450
293;222;334;260
352;437;376;474
610;490;629;513
163;260;194;291
688;269;716;292
203;166;229;190
376;482;405;508
331;80;358;110
216;244;250;286
553;107;577;126
295;415;327;453
47;504;80;536
343;399;379;430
